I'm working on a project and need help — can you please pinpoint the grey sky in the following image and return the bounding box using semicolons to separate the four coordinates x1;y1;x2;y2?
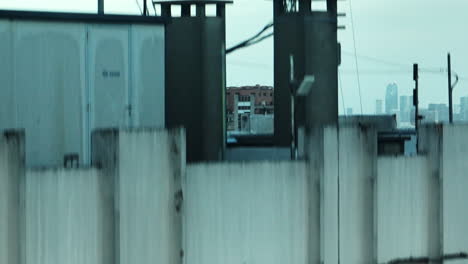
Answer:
2;0;467;114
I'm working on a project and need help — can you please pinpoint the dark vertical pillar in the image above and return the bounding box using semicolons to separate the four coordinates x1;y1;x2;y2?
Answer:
165;1;228;162
274;0;338;147
98;0;104;14
234;94;239;131
303;11;338;133
181;4;190;17
216;3;225;17
196;4;205;17
413;63;419;152
327;0;337;14
448;53;453;123
274;10;305;146
299;0;311;14
274;0;284;16
161;4;171;17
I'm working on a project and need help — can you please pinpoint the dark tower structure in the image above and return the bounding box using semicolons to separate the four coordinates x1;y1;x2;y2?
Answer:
155;0;231;162
273;0;340;147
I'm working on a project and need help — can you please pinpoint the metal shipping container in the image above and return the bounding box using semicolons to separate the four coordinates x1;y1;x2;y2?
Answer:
0;10;165;167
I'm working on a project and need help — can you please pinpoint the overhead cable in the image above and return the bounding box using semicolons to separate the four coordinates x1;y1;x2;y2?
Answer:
348;0;363;115
226;22;273;54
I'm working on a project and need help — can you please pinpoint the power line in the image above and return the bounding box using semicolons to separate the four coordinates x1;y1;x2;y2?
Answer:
339;68;347;115
348;0;363;115
340;69;446;75
226;22;273;54
134;0;143;14
341;51;468;79
342;51;408;69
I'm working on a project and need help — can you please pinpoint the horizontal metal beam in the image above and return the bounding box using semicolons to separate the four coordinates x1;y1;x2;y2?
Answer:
0;9;167;24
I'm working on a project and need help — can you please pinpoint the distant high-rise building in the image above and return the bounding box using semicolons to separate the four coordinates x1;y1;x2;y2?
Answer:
385;83;398;114
375;99;383;115
420;108;437;123
428;103;449;123
454;104;461;114
399;95;413;123
454;104;462;121
346;108;353;115
460;96;468;121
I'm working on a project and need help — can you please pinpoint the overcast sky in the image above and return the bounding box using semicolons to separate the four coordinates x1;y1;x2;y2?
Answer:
1;0;467;114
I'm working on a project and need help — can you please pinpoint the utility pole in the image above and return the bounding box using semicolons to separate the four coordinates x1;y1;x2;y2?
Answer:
448;53;453;123
413;63;420;151
447;53;459;124
289;55;297;160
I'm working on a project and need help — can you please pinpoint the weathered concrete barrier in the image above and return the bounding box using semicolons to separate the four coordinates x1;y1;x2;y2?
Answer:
92;128;184;264
0;131;23;264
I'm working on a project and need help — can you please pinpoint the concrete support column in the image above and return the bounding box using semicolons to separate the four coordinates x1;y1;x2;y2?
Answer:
216;3;225;17
249;94;256;114
299;0;311;13
0;131;24;264
327;0;337;14
439;125;468;258
196;4;205;17
274;0;339;150
419;125;443;260
308;126;330;264
165;6;227;162
234;94;239;131
98;0;104;14
249;94;256;132
181;4;190;17
92;128;185;264
161;4;171;17
339;126;377;264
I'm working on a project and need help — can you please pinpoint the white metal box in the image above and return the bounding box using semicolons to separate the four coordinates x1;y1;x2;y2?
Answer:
0;11;165;167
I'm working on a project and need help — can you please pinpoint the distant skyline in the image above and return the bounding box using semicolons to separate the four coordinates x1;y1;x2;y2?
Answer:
2;0;467;115
226;0;468;115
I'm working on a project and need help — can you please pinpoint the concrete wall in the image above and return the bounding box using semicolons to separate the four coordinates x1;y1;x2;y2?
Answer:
118;130;183;264
0;132;23;264
339;115;397;131
89;125;468;264
320;126;338;264
441;125;468;263
184;162;310;264
92;128;184;264
4;125;468;264
376;156;434;263
337;126;377;264
1;128;184;264
250;114;274;134
24;168;109;264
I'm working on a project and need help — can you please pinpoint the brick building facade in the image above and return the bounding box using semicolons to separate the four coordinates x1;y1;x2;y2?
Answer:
226;85;274;131
227;85;274;114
